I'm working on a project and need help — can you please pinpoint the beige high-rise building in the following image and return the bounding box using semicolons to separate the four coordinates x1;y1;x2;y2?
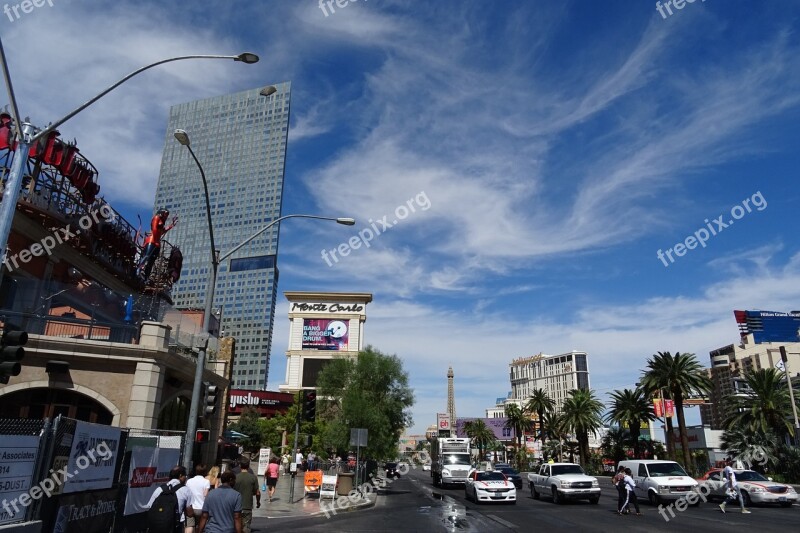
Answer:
509;351;590;411
700;334;800;429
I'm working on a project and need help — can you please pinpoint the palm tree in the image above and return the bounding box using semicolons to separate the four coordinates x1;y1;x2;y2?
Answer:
559;389;604;466
606;387;656;458
723;368;799;438
721;427;778;471
540;411;563;442
463;419;496;461
525;388;556;442
640;351;712;472
601;426;630;464
504;403;534;462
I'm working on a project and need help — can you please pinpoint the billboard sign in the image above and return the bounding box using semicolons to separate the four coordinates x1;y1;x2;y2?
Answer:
437;413;451;431
228;390;294;416
734;310;800;343
302;319;349;351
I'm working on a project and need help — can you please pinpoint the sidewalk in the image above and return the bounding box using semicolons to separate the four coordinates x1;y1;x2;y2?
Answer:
250;470;377;520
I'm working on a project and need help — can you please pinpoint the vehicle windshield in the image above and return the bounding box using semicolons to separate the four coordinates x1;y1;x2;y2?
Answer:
499;467;519;475
476;472;506;481
446;454;472;465
551;464;585;475
736;471;768;482
646;463;688;477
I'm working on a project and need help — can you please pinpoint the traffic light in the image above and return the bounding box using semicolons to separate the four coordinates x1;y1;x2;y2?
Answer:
302;390;317;422
195;429;210;443
203;382;218;416
0;329;27;385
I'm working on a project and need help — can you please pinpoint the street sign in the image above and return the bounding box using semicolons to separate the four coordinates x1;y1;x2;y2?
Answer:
350;428;368;447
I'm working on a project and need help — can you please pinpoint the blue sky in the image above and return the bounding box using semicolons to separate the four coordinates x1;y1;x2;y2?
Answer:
4;0;800;434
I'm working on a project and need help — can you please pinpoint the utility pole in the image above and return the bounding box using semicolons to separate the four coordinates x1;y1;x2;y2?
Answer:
779;346;800;446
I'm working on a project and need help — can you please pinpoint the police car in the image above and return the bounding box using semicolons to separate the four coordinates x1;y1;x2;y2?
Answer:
465;470;516;504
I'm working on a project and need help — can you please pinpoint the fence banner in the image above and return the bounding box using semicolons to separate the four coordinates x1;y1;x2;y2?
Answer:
62;421;122;494
123;446;181;515
0;435;40;525
51;487;119;533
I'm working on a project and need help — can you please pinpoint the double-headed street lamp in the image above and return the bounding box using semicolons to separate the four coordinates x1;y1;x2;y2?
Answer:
174;128;355;468
0;33;260;284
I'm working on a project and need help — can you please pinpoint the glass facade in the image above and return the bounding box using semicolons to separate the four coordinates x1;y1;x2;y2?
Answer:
153;84;291;389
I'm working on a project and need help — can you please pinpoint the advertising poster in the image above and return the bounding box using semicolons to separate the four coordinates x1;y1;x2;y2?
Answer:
51;487;119;533
654;399;663;417
63;421;121;494
302;319;349;350
0;435;40;525
123;446;181;516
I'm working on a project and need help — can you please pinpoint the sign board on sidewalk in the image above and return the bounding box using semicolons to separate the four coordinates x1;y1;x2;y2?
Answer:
320;474;338;499
304;470;323;494
257;447;271;478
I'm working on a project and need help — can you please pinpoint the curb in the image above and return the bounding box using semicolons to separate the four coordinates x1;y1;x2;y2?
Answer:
264;492;378;520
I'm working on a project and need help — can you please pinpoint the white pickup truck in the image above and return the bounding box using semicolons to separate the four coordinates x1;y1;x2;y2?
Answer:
527;463;601;504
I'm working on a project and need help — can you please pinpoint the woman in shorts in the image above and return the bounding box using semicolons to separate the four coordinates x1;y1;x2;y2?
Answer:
266;457;281;502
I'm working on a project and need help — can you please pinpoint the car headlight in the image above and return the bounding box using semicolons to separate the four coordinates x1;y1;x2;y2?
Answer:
748;486;765;493
561;481;571;488
591;480;599;487
659;487;671;493
442;469;450;476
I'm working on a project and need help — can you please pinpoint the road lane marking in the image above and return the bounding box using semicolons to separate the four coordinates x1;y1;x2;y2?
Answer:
486;514;517;529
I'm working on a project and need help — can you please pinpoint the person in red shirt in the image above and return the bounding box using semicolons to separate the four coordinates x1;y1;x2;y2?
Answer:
137;209;177;280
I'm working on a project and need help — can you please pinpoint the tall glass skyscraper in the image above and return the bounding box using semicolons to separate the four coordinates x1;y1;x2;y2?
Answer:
153;83;291;389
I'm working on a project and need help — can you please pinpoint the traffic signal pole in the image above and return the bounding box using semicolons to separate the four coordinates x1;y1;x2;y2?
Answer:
289;409;300;503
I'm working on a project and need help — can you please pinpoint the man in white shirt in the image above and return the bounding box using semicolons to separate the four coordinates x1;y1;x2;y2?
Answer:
295;448;304;472
185;464;211;532
719;458;751;514
146;465;194;531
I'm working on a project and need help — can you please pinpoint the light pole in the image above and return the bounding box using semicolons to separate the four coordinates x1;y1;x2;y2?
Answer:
175;129;355;469
0;34;259;285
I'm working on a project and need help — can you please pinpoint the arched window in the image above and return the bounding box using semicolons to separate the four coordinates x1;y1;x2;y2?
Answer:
0;388;112;424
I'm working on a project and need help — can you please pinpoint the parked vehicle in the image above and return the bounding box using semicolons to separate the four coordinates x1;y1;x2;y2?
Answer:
431;437;472;487
465;470;517;504
698;469;798;507
527;462;601;504
618;459;699;506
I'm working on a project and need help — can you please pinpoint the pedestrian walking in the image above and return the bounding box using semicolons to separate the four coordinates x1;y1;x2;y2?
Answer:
206;466;221;492
618;468;641;516
233;457;260;533
146;465;194;533
719;458;751;514
198;471;242;533
186;464;211;533
265;456;281;502
612;465;626;514
281;453;291;475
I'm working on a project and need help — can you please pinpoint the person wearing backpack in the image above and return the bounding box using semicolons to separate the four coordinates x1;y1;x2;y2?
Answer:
612;465;626;514
146;465;194;533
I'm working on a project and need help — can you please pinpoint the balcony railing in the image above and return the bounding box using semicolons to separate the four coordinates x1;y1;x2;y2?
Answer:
1;311;138;344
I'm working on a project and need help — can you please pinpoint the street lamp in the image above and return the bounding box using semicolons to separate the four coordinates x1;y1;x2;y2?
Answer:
175;130;354;469
0;35;259;284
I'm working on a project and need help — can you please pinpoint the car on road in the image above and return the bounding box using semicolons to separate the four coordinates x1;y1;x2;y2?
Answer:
698;469;798;507
465;470;516;504
385;462;403;479
619;459;699;506
496;467;523;489
528;462;601;504
493;462;512;470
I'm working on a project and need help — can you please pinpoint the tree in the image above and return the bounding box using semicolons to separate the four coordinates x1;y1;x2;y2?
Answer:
463;419;496;461
606;387;655;458
601;426;630;464
640;351;712;472
227;407;263;451
525;388;556;442
504;403;533;463
315;346;414;461
723;368;799;438
721;427;779;472
559;389;604;467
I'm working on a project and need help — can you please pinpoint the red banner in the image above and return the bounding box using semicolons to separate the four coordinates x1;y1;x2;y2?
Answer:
665;399;674;418
654;399;663;417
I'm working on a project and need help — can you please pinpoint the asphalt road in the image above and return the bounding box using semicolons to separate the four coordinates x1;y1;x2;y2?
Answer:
254;467;798;532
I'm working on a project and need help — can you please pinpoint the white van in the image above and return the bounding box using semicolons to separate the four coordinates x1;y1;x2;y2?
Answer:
617;460;699;505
